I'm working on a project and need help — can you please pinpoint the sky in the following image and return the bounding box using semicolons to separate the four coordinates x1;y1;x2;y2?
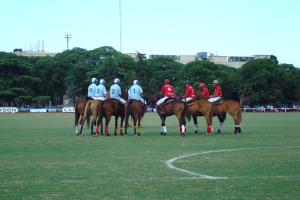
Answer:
1;0;299;66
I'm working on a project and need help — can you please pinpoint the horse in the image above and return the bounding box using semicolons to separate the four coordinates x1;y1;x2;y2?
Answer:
185;99;214;135
100;91;127;136
74;99;90;136
212;100;242;134
81;100;103;136
155;97;191;136
191;93;242;134
124;99;146;136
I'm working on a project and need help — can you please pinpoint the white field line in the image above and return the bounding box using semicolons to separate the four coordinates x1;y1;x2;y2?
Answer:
165;146;300;180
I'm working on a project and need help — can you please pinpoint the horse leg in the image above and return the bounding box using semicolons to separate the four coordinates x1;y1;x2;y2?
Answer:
114;116;118;136
78;115;84;136
204;114;213;135
231;112;241;135
217;112;226;133
120;115;124;136
177;113;186;136
133;116;137;136
137;117;141;136
105;115;111;136
160;116;167;135
192;116;198;134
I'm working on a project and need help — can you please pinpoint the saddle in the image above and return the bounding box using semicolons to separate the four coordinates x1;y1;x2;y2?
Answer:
208;97;223;104
162;97;176;105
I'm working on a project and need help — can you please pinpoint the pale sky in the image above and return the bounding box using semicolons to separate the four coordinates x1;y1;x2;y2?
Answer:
1;0;299;66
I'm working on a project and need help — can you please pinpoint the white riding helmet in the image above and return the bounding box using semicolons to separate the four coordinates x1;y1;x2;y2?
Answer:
114;78;120;84
133;80;139;85
99;79;105;85
92;77;97;83
212;80;219;84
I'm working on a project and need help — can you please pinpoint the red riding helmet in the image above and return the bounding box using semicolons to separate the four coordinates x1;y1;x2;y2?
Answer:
164;79;170;84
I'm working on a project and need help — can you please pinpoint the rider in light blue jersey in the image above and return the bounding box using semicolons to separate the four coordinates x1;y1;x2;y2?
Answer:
109;78;127;104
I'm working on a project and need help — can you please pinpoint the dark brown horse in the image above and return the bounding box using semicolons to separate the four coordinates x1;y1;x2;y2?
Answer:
74;99;90;136
82;100;102;136
100;91;128;136
156;98;191;136
124;99;146;136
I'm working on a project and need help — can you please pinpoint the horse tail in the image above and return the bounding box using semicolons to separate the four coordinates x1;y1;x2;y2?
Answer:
183;102;191;122
83;100;92;125
74;101;80;126
237;105;242;124
124;100;131;128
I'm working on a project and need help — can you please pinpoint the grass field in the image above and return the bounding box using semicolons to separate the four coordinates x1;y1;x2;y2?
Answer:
0;112;300;199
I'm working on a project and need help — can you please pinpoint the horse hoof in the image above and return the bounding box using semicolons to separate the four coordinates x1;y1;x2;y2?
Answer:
217;129;221;133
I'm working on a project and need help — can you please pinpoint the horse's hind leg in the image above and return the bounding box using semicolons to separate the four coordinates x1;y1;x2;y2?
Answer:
192;116;198;134
217;112;226;133
114;116;118;136
176;113;186;136
137;118;141;136
160;116;167;135
204;114;213;135
232;113;241;135
120;116;124;136
105;115;111;136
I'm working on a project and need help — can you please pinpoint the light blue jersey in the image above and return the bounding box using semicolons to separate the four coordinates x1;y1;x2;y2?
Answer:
128;85;143;100
95;84;107;97
88;83;97;97
110;84;122;99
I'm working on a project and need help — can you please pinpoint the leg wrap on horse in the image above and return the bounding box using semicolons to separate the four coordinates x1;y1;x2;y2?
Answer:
234;125;241;134
207;125;213;135
180;125;186;135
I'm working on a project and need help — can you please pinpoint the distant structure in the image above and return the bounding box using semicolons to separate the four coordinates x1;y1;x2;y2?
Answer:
64;34;72;50
13;49;57;57
146;52;271;67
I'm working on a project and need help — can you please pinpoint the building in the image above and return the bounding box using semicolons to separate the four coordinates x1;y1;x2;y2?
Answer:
13;50;57;57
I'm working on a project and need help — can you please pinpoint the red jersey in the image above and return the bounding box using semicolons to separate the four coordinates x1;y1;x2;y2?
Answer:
213;84;222;97
161;84;175;98
184;85;196;98
200;86;210;99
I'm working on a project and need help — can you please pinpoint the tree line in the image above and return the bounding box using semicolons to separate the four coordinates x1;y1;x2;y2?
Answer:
1;46;300;107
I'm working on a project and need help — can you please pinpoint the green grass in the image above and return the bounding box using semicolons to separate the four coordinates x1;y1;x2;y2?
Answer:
0;112;300;200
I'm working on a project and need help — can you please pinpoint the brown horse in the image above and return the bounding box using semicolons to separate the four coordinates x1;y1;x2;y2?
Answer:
191;93;242;134
185;99;214;135
124;99;146;136
74;99;90;136
100;91;127;136
156;98;191;136
212;100;242;134
82;100;102;136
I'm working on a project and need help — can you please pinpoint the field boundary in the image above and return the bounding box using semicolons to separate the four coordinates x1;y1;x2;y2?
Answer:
165;146;300;180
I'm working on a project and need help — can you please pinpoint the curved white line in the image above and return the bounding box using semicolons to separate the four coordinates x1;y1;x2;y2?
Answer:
165;146;300;180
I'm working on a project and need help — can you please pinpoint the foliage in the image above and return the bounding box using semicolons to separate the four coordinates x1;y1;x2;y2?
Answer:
0;48;299;106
